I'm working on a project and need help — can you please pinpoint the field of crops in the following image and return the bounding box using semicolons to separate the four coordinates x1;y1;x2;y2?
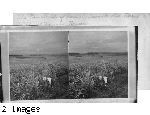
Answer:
69;54;128;98
10;54;128;100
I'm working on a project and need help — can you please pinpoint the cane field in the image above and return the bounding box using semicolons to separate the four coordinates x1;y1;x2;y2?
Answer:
10;52;128;101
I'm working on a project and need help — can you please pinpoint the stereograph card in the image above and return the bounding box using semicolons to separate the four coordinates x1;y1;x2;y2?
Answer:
0;26;137;103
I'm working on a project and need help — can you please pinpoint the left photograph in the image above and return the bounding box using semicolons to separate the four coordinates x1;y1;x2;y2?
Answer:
9;31;69;100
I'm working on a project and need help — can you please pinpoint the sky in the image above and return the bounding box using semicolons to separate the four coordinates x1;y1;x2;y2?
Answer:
68;31;128;53
9;31;128;55
9;32;68;55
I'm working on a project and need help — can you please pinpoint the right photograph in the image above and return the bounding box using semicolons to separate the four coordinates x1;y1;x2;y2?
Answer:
68;31;128;98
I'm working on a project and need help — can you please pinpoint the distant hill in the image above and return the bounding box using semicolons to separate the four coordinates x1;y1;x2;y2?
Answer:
68;53;81;56
69;52;127;56
9;52;127;58
9;53;68;58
